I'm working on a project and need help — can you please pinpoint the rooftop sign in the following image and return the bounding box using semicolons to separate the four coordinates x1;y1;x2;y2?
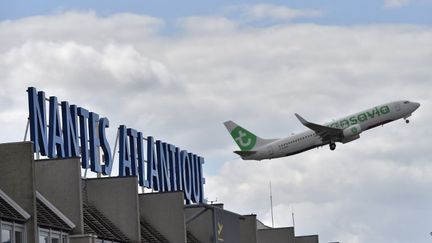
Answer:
27;87;204;204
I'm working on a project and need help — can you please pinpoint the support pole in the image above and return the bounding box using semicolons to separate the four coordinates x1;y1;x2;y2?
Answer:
23;118;30;141
111;129;120;166
270;181;274;228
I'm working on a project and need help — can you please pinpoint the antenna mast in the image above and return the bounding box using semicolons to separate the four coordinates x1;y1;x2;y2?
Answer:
270;181;274;227
292;206;295;229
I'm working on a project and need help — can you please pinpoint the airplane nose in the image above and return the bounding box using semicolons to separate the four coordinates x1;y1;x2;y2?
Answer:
412;102;420;111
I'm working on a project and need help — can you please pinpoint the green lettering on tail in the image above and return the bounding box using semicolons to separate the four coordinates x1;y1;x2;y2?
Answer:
230;127;257;151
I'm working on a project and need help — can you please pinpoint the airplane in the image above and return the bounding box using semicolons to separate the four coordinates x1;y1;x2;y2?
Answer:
224;100;420;160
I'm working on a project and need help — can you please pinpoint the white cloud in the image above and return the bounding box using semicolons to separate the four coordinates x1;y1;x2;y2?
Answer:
0;11;164;52
233;4;323;21
249;4;322;20
384;0;412;8
383;0;432;8
0;11;432;243
177;16;238;34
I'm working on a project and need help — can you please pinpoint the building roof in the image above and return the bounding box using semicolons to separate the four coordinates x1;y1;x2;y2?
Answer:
187;231;201;243
139;218;201;243
140;218;169;243
0;197;27;222
0;189;30;223
37;198;73;231
256;219;271;230
83;203;129;242
36;191;76;232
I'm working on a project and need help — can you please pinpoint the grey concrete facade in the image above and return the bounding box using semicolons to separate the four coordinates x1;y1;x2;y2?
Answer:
185;206;214;243
295;235;320;243
185;204;249;243
257;227;295;243
85;176;141;243
69;234;98;243
35;157;84;234
240;214;257;243
138;191;186;243
0;141;323;243
0;142;37;243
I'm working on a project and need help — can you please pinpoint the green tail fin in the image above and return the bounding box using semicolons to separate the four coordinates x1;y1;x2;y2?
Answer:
223;121;258;151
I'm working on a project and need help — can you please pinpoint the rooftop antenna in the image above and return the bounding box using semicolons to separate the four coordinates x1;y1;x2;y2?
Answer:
292;206;296;243
270;181;274;228
208;198;218;204
292;206;295;230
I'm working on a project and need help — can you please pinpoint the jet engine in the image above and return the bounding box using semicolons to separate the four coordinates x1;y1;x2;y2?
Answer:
341;124;362;143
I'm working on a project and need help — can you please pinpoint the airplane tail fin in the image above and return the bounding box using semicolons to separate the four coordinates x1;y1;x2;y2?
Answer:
224;120;277;151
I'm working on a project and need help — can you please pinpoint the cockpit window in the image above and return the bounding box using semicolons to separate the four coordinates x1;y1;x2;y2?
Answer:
404;101;409;104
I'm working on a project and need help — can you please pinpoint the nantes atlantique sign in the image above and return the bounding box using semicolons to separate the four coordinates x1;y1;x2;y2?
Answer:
27;87;204;204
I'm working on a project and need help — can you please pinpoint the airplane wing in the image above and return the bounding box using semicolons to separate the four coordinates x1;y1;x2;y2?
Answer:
295;113;342;143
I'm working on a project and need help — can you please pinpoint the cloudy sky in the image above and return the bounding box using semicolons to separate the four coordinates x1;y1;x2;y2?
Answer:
1;1;432;243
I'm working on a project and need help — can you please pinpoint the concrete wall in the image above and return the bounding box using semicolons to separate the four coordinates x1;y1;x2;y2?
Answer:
35;157;83;234
84;176;141;243
185;205;242;243
240;215;257;243
138;191;186;243
0;142;37;243
295;235;319;243
69;234;97;243
213;207;241;243
256;220;270;230
257;227;295;243
185;207;214;243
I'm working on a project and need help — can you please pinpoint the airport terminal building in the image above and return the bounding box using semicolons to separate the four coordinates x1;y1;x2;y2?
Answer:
0;142;319;243
1;88;322;242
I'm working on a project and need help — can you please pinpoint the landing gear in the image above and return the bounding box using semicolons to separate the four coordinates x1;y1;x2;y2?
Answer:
329;142;336;151
404;115;411;124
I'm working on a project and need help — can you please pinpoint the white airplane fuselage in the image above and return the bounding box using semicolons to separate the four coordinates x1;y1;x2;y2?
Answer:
241;100;420;160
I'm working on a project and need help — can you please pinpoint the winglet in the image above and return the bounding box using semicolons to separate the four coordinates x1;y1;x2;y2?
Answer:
294;113;342;140
295;113;309;125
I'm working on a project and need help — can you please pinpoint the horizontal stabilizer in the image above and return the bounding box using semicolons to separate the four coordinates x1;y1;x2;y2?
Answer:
234;150;257;157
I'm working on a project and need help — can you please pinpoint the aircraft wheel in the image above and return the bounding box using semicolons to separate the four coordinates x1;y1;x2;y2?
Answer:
405;119;410;124
330;142;336;151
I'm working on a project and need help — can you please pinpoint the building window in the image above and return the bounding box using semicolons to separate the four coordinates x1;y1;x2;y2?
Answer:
0;221;25;243
38;228;69;243
38;231;48;243
2;228;11;243
13;231;22;243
